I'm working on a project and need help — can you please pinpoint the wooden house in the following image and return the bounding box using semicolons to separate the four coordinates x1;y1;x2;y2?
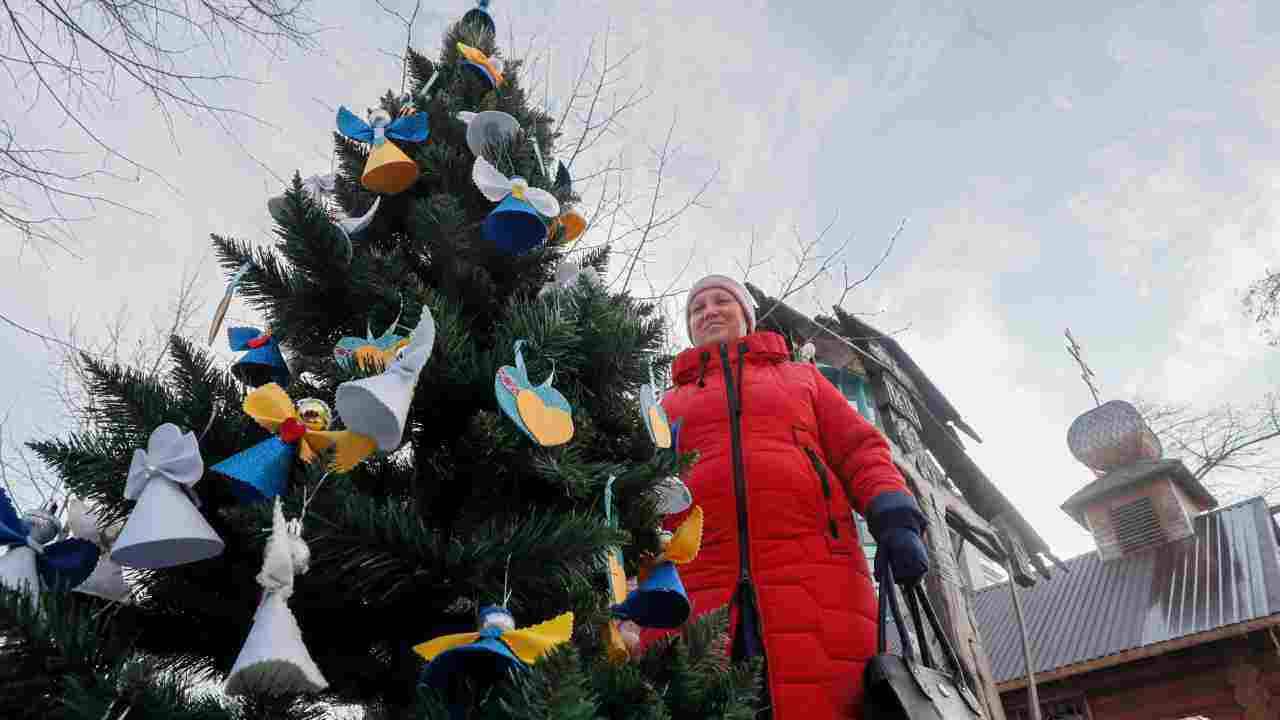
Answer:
972;400;1280;719
748;284;1063;720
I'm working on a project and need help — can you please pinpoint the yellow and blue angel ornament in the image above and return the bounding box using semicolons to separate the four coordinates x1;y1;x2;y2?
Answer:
334;315;410;372
494;340;574;446
456;42;504;89
414;606;573;692
336;106;429;195
210;384;375;504
228;326;290;388
610;506;704;629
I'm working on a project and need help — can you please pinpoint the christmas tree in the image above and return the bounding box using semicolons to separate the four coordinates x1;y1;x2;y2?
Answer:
4;5;760;718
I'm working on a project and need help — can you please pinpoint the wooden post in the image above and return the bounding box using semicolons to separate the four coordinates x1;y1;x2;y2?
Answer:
866;343;1007;720
1002;539;1041;720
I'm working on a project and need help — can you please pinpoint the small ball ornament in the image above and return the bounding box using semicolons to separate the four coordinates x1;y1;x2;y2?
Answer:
22;508;60;545
294;398;333;431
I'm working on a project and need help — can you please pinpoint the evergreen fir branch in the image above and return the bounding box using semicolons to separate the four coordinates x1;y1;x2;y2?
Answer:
588;659;667;720
27;433;135;526
308;484;621;611
406;48;435;93
78;352;178;441
0;590;120;718
494;645;598;720
60;656;239;720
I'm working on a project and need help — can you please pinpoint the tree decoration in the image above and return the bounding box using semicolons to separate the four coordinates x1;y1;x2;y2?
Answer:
208;261;252;345
456;110;520;159
0;490;99;601
461;0;495;36
473;156;560;254
226;498;328;696
494;340;574;446
414;605;574;694
336;106;430;195
228;326;290;388
110;423;224;570
334;312;411;372
610;506;704;629
601;475;634;664
210;385;375;503
336;306;436;452
456;42;504;89
640;363;672;450
66;497;132;603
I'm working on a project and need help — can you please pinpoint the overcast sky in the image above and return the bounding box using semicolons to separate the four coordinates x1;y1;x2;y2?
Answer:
4;0;1280;559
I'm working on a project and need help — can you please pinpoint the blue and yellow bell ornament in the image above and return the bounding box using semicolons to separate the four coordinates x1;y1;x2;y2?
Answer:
210;385;375;504
456;42;504;90
494;340;574;446
228;326;290;388
414;605;574;692
610;506;704;629
473;157;561;254
0;490;99;601
461;0;495;36
336;106;429;195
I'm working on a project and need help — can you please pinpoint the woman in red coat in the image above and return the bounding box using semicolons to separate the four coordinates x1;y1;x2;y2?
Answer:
639;275;930;719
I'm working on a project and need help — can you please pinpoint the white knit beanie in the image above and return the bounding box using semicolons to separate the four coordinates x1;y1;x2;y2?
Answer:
685;274;756;343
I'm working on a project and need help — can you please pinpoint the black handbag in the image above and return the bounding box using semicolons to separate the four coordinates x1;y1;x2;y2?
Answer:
863;563;984;720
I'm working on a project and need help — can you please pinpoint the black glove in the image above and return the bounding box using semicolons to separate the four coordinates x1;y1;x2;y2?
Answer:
866;491;930;585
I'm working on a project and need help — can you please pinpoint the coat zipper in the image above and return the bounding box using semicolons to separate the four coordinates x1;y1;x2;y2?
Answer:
719;341;765;660
804;447;840;540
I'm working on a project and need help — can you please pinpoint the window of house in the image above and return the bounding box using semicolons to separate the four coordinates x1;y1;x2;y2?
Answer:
816;363;876;425
854;514;878;587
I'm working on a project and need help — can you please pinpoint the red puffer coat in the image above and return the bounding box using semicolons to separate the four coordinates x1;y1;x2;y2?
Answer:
641;331;913;719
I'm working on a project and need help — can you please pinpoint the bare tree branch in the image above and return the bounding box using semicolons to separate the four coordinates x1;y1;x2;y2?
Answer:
1;0;318;251
1133;394;1280;502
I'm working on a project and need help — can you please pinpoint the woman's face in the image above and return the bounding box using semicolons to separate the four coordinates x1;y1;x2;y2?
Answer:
689;288;746;347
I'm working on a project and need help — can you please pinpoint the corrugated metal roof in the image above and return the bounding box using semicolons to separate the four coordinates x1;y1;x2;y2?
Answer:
972;497;1280;684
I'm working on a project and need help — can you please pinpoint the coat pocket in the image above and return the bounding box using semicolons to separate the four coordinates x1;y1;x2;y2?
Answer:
793;427;853;556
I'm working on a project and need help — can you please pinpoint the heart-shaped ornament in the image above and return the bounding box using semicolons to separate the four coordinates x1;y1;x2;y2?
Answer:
494;341;575;447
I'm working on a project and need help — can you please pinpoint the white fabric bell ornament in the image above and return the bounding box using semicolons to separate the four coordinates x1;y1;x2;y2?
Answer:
335;306;436;452
226;498;327;696
66;498;133;603
111;423;225;569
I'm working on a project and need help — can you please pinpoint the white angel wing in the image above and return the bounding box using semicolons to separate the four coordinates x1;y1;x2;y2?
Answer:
124;424;204;500
472;157;513;202
522;188;561;218
256;498;295;596
66;497;102;544
336;196;381;238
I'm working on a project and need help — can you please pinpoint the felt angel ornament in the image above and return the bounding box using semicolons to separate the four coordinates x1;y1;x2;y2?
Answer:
337;306;436;452
66;497;132;603
336;106;429;195
226;498;327;696
111;423;224;569
0;490;99;602
334;312;411;372
210;385;376;504
473;156;560;254
414;606;574;696
610;506;704;630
